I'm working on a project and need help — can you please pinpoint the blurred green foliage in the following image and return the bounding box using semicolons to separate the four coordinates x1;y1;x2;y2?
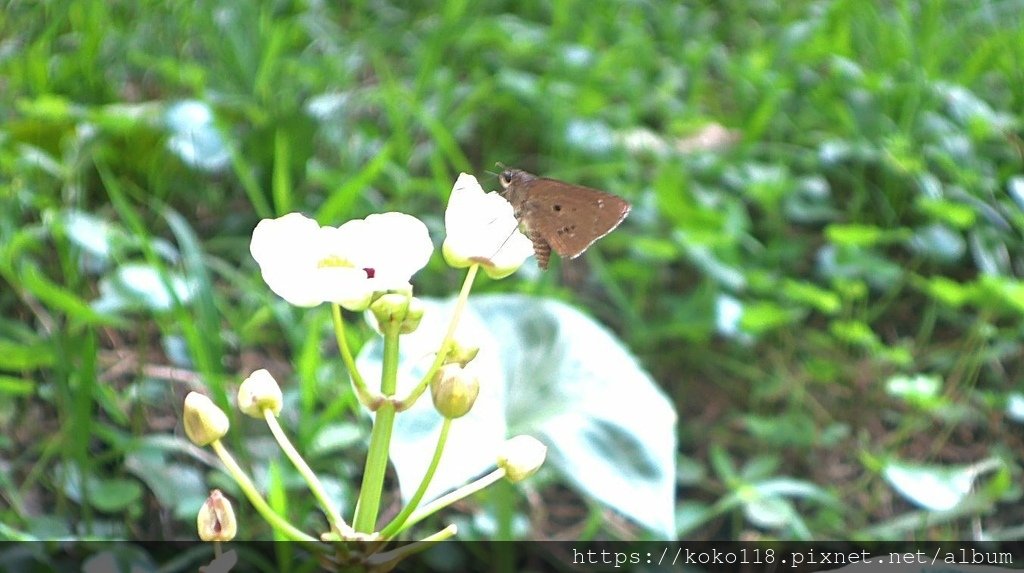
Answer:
1;0;1023;544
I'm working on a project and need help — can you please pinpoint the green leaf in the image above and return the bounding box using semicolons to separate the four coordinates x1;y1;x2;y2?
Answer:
743;495;795;529
829;319;880;349
357;294;677;537
61;210;121;263
825;224;885;247
630;237;678;262
677;455;706;486
817;245;903;289
20;263;124;326
882;458;1004;511
124;438;209;520
0;375;36;395
0;339;55;370
916;197;976;228
90;478;143;513
309;423;364;457
16;94;80;121
676;501;716;538
752;477;834;502
53;464;142;513
906;224;965;262
780;279;841;314
93;263;196;313
164;100;229;172
316;142;393;223
919;276;973;308
978;275;1024;314
885;374;945;410
740;301;802;334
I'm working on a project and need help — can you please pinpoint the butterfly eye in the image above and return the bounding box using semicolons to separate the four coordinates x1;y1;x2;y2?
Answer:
499;170;513;187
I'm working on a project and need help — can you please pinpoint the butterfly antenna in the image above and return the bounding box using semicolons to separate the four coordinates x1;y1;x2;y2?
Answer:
488;161;508;178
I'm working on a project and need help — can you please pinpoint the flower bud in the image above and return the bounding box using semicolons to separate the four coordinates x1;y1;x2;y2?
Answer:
369;293;424;334
237;369;283;418
430;364;480;419
400;296;425;334
497;435;547;483
197;489;237;542
444;339;479;367
183;392;229;446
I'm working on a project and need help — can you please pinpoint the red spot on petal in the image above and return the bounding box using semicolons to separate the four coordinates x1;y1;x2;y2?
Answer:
364;267;376;278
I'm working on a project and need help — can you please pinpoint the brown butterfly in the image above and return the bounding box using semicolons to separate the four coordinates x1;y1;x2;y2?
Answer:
498;168;631;269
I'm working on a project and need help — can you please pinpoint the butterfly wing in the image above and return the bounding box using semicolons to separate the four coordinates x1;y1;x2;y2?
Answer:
522;178;631;258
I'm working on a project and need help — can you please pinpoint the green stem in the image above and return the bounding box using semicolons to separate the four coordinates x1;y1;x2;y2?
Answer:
367;524;458;569
352;320;402;532
395;264;479;411
378;417;452;539
332;303;380;409
209;440;318;543
402;468;506;532
494;478;513;541
264;410;353;536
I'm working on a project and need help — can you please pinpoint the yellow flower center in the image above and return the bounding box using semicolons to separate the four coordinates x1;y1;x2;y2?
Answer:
318;255;355;269
318;255;375;278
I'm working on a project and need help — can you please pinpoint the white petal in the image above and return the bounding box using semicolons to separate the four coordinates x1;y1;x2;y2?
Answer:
250;213;328;306
444;173;489;234
324;218;369;253
488;231;534;269
359;213;433;285
444;173;532;273
314;266;375;310
250;212;320;267
261;265;324;307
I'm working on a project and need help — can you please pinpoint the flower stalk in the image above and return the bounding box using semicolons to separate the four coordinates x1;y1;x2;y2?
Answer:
208;440;318;543
395;263;479;411
352;318;402;532
401;468;507;532
379;417;452;538
264;409;353;537
332;303;381;409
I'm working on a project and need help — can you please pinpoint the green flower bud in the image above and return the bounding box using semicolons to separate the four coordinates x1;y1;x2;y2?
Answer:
497;435;546;483
444;339;480;367
197;489;237;542
237;369;283;418
400;296;425;334
183;392;229;446
430;364;480;419
369;293;424;334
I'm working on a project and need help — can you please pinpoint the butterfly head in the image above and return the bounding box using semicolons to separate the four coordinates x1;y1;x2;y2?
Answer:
497;167;535;194
498;169;516;190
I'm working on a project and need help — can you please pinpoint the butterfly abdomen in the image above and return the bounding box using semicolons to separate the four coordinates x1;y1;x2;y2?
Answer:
528;229;552;270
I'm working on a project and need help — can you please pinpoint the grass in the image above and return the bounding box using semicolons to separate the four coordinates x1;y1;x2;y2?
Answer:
1;0;1024;549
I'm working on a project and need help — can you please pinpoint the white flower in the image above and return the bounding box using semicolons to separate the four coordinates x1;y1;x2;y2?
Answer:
250;212;432;310
442;173;533;279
